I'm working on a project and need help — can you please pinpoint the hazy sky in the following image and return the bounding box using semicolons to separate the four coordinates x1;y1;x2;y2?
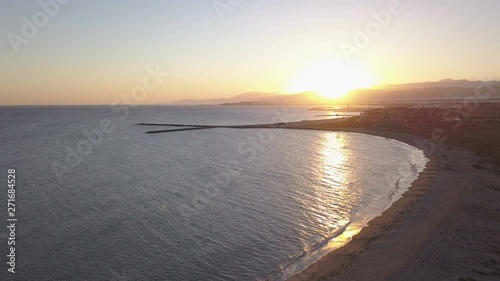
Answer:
1;0;499;105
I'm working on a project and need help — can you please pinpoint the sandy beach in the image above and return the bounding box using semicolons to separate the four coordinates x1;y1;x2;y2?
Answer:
286;125;500;281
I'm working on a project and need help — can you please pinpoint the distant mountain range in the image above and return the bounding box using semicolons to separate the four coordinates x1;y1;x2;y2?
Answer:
169;79;500;105
169;91;333;105
373;79;500;90
346;79;500;103
169;92;279;105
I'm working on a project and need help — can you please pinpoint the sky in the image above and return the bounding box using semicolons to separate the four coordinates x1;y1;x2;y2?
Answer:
1;0;499;105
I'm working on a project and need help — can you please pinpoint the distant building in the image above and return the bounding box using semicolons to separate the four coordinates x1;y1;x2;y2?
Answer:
361;107;446;122
464;102;500;121
361;102;500;122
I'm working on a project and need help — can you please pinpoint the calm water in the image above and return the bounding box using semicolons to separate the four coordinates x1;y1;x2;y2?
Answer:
0;105;427;280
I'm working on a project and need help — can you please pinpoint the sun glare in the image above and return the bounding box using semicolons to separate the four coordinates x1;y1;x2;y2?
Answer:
287;60;377;99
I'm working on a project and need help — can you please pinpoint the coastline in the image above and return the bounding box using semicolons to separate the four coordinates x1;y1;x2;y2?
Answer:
286;127;500;281
275;129;429;281
137;119;500;280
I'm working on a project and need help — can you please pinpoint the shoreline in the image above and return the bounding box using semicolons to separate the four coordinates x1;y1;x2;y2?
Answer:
285;128;439;280
285;126;500;280
276;129;429;281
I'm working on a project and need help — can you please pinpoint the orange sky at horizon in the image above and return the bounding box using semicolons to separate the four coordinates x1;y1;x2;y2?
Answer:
1;0;499;105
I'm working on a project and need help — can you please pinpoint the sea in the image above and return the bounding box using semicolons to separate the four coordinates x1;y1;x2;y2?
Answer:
0;105;427;280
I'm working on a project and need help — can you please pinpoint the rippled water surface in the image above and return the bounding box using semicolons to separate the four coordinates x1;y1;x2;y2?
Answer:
0;106;427;280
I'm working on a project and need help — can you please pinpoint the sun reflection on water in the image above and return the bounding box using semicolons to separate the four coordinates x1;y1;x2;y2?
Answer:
320;132;351;188
311;132;364;251
299;133;353;238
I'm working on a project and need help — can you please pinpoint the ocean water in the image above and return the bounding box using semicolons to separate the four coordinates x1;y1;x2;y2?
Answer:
0;105;427;281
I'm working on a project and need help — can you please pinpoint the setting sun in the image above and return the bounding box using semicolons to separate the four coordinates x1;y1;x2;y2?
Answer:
287;60;377;99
